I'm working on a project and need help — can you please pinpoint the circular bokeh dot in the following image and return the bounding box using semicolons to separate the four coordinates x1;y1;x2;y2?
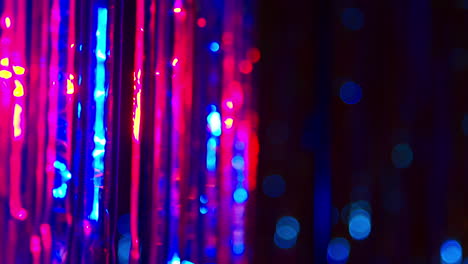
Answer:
262;174;286;198
391;143;413;168
339;81;362;104
327;237;351;263
348;209;371;240
440;240;462;264
341;8;364;31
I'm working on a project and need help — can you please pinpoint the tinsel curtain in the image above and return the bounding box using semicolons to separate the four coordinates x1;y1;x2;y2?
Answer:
0;0;258;263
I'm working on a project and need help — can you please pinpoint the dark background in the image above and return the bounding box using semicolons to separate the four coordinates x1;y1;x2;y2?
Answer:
256;0;468;263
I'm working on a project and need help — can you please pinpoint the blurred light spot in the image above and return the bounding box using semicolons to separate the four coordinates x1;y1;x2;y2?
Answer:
341;8;364;31
247;47;261;63
239;60;253;74
235;141;245;150
441;240;462;264
172;58;179;67
118;234;131;264
348;209;371;240
0;58;9;66
206;137;217;171
233;188;248;203
200;195;208;204
4;17;11;28
77;102;82;119
67;74;75;94
13;66;25;75
197;18;207;28
173;7;182;13
226;100;234;109
276;216;300;243
225;118;234;129
199;207;208;214
262;174;286;198
327;237;351;263
232;155;245;170
13;80;24;97
391;143;413;168
462;115;468;136
232;243;245;255
30;235;41;254
207;107;221;136
13;104;22;138
340;81;362;104
169;253;181;264
52;183;68;199
0;70;12;79
209;42;220;52
16;208;28;221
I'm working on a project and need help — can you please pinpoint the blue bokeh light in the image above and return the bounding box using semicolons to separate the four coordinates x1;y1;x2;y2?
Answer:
441;240;462;264
199;207;208;214
209;42;220;52
118;234;131;264
232;243;245;255
207;107;221;136
341;8;364;31
232;155;245;171
327;237;351;263
339;81;362;104
348;209;371;240
276;216;300;241
391;143;413;168
233;188;248;203
274;232;297;249
262;174;286;198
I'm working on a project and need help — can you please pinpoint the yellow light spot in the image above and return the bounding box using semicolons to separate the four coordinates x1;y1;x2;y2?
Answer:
5;17;11;28
0;58;9;66
133;90;141;141
66;78;74;94
225;118;234;129
172;58;179;67
70;43;75;48
13;104;22;138
13;80;24;97
12;66;25;75
174;7;182;13
0;70;12;79
226;101;234;109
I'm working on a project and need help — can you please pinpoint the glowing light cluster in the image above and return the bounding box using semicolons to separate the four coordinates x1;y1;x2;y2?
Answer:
274;216;300;249
89;7;108;221
347;200;372;240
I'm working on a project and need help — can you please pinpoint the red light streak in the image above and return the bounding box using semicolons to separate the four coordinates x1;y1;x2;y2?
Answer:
130;0;145;261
